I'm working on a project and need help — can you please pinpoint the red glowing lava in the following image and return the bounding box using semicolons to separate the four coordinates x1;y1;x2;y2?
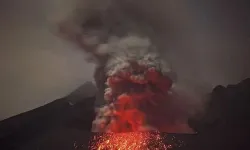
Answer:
89;132;167;150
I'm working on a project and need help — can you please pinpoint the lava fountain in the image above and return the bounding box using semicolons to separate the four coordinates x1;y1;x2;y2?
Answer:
89;36;188;149
89;131;168;150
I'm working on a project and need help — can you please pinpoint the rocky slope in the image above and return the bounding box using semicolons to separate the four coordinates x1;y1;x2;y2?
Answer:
0;79;249;150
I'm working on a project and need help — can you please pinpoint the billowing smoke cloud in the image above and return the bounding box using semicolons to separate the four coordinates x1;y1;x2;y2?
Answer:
57;0;201;133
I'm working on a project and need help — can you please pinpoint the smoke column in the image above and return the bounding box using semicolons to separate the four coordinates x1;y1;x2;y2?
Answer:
57;0;196;134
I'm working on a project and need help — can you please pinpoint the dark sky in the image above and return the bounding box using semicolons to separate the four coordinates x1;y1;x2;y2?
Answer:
0;0;249;120
0;0;96;120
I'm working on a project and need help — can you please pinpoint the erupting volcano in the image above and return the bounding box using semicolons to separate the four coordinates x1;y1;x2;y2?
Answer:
57;1;195;149
84;35;193;149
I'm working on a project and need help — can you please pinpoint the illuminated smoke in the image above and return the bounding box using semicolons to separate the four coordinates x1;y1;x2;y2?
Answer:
57;0;196;134
91;35;175;133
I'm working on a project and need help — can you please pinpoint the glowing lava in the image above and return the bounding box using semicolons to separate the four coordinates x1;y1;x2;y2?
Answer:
89;131;168;150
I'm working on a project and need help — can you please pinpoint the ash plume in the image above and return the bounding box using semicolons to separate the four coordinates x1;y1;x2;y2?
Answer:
56;0;202;134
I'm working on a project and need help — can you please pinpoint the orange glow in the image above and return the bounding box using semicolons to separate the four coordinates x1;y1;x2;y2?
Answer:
90;132;167;150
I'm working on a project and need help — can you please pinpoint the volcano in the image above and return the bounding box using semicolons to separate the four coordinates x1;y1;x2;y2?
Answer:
0;79;249;150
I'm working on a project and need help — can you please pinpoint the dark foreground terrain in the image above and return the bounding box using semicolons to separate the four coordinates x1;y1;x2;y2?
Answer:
0;79;250;150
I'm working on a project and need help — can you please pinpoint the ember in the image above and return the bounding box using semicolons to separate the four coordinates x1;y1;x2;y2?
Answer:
89;131;168;150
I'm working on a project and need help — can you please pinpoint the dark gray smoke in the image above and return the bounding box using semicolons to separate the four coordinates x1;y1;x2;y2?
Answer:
56;0;211;133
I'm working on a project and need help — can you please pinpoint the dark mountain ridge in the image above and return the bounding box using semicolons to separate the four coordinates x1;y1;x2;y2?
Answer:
0;79;249;150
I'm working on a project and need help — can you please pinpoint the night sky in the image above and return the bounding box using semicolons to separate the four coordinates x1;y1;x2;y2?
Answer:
0;0;249;120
